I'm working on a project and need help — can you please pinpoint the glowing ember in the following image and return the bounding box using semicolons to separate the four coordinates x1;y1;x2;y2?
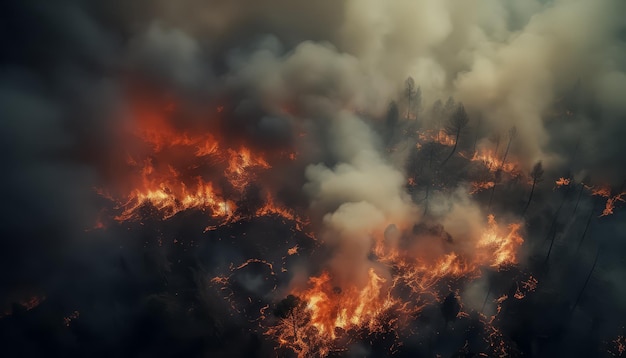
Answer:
587;185;626;217
21;296;45;311
470;180;495;194
462;148;518;174
1;296;46;318
63;311;80;327
555;177;571;187
611;335;626;357
287;245;299;256
418;129;456;147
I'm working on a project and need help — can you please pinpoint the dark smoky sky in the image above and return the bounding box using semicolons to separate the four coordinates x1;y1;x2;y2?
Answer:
1;0;626;357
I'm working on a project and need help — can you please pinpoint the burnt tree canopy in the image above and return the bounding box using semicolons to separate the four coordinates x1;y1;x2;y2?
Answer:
441;292;461;323
274;294;302;319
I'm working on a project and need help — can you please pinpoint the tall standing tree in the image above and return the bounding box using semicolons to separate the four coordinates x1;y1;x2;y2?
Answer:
500;126;517;170
488;126;516;211
405;77;417;119
489;132;502;170
444;96;456;116
572;175;590;216
385;101;399;146
414;86;423;119
522;161;544;215
473;116;482;154
431;99;443;121
274;295;305;343
441;103;469;166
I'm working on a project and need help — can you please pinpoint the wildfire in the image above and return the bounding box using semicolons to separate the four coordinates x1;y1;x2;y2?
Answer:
462;148;518;174
513;275;538;300
297;269;395;339
63;311;80;327
267;215;524;356
470;180;495;194
417;129;456;147
100;91;311;226
288;245;299;256
587;185;626;217
555;177;571;187
477;215;524;267
103;90;532;357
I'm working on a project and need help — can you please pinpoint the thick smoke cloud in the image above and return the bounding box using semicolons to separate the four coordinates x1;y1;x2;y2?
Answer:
2;0;626;357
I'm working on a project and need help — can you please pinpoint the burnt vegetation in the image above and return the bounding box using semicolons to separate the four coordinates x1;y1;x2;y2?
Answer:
1;1;626;356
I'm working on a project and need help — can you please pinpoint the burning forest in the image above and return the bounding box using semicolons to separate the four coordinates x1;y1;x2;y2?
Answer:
2;1;626;357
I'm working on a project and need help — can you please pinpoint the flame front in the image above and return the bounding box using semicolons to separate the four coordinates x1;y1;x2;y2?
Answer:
268;215;524;356
464;148;519;175
100;92;303;225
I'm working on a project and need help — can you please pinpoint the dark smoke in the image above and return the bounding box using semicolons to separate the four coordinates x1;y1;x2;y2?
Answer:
1;0;626;357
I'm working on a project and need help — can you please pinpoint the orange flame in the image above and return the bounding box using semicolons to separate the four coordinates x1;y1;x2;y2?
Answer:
417;129;456;147
555;177;571;187
462;148;518;174
294;268;395;340
587;185;626;217
269;215;524;354
470;181;495;194
477;215;524;267
101;92;307;224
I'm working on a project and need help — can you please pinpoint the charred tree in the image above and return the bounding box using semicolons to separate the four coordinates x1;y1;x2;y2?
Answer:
274;295;304;342
405;77;417;119
570;248;600;314
500;126;517;170
488;169;502;211
431;99;443;122
444;96;456;116
441;104;469;166
522;161;544;215
385;101;399;146
576;199;599;253
572;180;586;216
544;226;559;264
473;116;481;154
489;132;502;167
441;292;461;328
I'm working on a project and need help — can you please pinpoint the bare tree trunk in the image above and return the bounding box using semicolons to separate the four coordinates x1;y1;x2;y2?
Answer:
488;183;496;211
545;185;571;241
441;130;460;166
406;97;411;120
429;144;434;169
500;137;513;171
522;180;537;215
572;182;585;216
576;200;598;254
291;312;298;342
423;184;431;216
493;140;500;170
545;228;559;264
481;283;492;313
473;118;481;154
570;248;600;314
488;170;501;212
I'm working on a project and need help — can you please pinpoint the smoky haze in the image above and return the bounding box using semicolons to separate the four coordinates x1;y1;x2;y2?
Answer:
1;0;626;357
